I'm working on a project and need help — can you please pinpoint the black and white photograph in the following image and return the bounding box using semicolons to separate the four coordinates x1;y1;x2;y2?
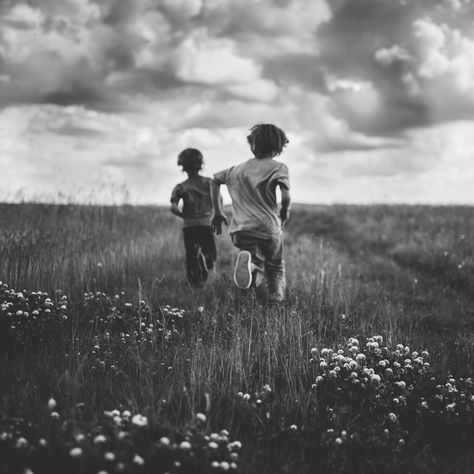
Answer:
0;0;473;472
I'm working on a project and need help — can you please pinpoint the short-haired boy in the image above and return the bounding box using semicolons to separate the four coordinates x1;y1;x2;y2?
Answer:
211;124;291;303
170;148;216;286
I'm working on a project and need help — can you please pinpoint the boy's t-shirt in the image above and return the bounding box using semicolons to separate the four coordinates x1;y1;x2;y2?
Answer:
213;158;290;238
170;176;213;227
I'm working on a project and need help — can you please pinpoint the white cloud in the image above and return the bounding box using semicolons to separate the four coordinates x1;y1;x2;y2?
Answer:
174;30;260;85
375;45;412;66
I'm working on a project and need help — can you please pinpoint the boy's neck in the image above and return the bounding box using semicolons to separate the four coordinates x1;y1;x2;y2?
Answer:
254;154;275;159
186;171;200;178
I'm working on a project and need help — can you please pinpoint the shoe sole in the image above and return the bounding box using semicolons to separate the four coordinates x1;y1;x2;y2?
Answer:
234;251;252;289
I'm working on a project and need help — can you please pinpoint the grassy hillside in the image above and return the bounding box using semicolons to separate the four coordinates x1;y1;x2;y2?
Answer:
0;203;473;473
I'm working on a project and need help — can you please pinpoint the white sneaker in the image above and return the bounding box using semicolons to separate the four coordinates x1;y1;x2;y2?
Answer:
233;251;252;289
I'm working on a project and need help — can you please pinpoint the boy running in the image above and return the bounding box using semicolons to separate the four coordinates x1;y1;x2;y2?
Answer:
170;148;216;286
211;124;291;303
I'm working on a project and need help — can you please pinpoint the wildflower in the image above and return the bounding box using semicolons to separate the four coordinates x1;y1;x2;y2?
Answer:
131;414;148;426
70;447;83;458
50;412;60;420
47;398;57;410
446;402;456;412
94;434;107;444
242;393;251;401
290;424;298;431
220;461;230;471
159;437;171;446
211;461;220;468
371;374;381;384
208;441;218;450
388;412;398;423
263;384;272;392
104;452;115;461
228;441;242;451
196;413;207;423
197;306;204;313
15;437;28;448
179;441;192;450
335;437;342;446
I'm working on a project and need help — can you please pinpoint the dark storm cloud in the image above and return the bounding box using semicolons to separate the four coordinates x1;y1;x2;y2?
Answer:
315;0;474;134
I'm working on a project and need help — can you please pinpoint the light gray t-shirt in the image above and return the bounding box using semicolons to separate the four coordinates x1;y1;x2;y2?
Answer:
213;158;290;238
170;176;213;228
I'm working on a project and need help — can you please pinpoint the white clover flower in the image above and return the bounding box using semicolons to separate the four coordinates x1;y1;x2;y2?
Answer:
319;361;328;369
228;441;242;451
50;412;60;420
208;441;218;450
211;461;220;468
335;437;342;446
160;437;171;446
179;441;192;450
310;347;318;356
122;410;131;418
94;435;107;444
104;452;115;461
133;454;145;466
47;398;57;410
371;374;381;384
446;402;456;412
388;412;397;423
356;354;366;363
263;384;272;392
131;414;148;426
15;437;28;448
75;434;85;442
196;413;207;423
395;381;406;390
396;344;404;351
242;393;251;401
321;348;330;357
290;424;298;430
69;447;83;458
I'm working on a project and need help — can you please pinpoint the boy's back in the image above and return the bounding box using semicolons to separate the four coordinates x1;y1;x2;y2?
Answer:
214;157;289;238
171;176;212;227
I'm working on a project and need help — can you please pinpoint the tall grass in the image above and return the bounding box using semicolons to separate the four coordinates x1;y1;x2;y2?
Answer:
1;203;473;473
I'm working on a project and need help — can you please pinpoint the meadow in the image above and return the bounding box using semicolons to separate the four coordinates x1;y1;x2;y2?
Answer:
0;202;473;474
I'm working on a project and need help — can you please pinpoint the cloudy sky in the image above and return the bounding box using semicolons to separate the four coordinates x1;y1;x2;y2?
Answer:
0;0;473;204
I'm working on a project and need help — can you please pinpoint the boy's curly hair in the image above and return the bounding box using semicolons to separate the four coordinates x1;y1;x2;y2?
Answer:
177;148;203;172
247;123;289;158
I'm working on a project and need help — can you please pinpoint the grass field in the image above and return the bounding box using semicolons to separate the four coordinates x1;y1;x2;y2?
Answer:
1;203;473;474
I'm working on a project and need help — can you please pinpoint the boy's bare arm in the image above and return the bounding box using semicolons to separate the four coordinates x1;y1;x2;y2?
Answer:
279;186;291;227
210;179;227;235
170;201;182;218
